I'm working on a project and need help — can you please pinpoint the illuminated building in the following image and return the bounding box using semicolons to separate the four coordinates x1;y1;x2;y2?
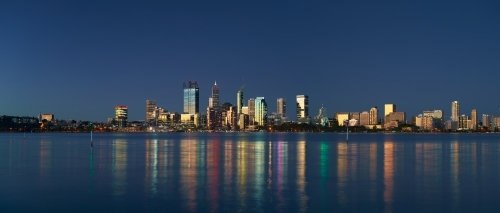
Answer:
277;98;286;118
459;115;469;129
115;106;128;128
183;81;199;114
385;112;406;124
451;101;459;121
336;112;349;126
483;114;491;128
384;104;396;116
369;106;378;125
471;109;477;130
41;113;54;121
248;98;255;126
146;100;156;123
360;111;369;126
296;95;309;123
254;97;267;126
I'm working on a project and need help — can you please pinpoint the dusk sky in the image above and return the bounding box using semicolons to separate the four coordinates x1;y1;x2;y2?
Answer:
1;1;499;121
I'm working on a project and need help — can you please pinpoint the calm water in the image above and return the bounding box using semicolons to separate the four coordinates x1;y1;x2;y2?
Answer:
1;132;500;212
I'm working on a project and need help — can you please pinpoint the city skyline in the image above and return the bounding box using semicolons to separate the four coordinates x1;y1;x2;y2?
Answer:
1;1;499;121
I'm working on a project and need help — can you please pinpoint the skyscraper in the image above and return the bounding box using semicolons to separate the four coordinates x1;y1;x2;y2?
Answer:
183;81;199;114
115;106;128;128
296;95;309;122
248;98;255;125
471;109;477;130
146;100;156;123
483;114;491;128
254;97;267;126
236;85;244;115
451;101;459;121
209;81;220;110
369;106;378;125
277;98;286;117
384;104;396;116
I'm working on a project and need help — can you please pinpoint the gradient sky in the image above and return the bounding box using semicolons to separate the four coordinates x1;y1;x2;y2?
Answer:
1;1;499;121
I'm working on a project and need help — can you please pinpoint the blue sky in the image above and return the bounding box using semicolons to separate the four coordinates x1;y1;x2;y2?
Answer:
1;1;499;121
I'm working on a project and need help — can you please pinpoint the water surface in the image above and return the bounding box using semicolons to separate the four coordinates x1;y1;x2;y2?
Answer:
1;133;500;212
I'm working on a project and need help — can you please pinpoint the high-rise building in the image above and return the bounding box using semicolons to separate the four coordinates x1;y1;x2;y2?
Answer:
248;98;255;125
459;115;469;129
385;112;406;124
360;111;369;126
277;98;286;117
471;109;477;130
451;101;459;121
146;100;156;123
183;81;199;114
296;95;309;123
236;85;244;115
209;81;220;110
255;97;267;126
336;112;350;126
483;114;491;128
432;110;444;129
384;104;396;116
115;106;128;128
369;107;378;125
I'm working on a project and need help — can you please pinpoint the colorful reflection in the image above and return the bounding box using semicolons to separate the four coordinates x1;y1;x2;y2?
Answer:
383;141;394;213
336;142;347;205
297;141;308;212
113;140;127;197
145;140;158;196
180;139;197;212
237;140;249;210
207;139;221;212
369;142;377;202
254;141;265;211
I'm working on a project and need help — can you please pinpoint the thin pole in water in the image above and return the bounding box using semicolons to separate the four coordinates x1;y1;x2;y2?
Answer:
90;123;93;147
345;120;349;144
24;126;26;139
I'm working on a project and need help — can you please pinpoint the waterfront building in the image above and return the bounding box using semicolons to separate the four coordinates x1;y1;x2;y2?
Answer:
336;112;350;126
459;115;469;129
236;85;244;115
359;111;369;126
180;113;199;127
369;107;378;125
239;114;249;129
432;110;444;129
296;95;309;123
415;115;422;127
471;109;477;130
483;114;491;128
115;106;128;128
277;98;286;118
255;97;268;126
248;98;255;126
384;104;396;116
451;101;459;121
41;113;54;122
207;107;222;130
183;81;199;114
421;115;434;130
209;81;220;110
350;112;360;121
242;106;248;115
492;116;500;130
385;112;406;124
445;120;458;131
315;106;329;126
146;100;156;123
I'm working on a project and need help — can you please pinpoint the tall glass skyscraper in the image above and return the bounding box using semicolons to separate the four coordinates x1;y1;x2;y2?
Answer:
296;95;309;121
115;105;128;128
451;101;459;121
237;85;244;114
277;98;286;117
254;97;267;126
248;98;255;125
183;81;199;114
146;100;156;123
209;81;220;110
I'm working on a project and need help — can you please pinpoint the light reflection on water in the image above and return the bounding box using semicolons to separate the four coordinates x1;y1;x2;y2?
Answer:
3;133;500;212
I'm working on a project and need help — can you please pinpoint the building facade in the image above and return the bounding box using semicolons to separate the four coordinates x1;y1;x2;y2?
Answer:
277;98;286;118
236;85;244;115
146;100;156;123
369;107;378;125
359;111;369;126
115;106;128;128
451;101;459;121
255;97;268;126
483;114;491;128
471;109;477;130
296;95;309;123
385;112;406;124
384;104;396;116
248;98;255;126
183;81;199;114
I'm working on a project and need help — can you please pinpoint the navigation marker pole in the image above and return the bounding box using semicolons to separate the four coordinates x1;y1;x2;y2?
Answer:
90;123;93;147
24;126;26;139
345;120;349;144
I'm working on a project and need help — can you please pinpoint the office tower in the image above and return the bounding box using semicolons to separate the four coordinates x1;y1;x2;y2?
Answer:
350;112;360;121
385;112;406;124
459;115;469;129
451;101;459;121
183;81;199;114
384;104;396;116
336;112;350;126
471;109;477;130
254;97;268;126
248;98;255;125
115;106;128;128
146;100;156;123
296;95;309;122
360;111;369;126
483;114;491;128
209;81;220;110
236;85;244;114
432;110;444;129
277;98;286;117
369;106;378;125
